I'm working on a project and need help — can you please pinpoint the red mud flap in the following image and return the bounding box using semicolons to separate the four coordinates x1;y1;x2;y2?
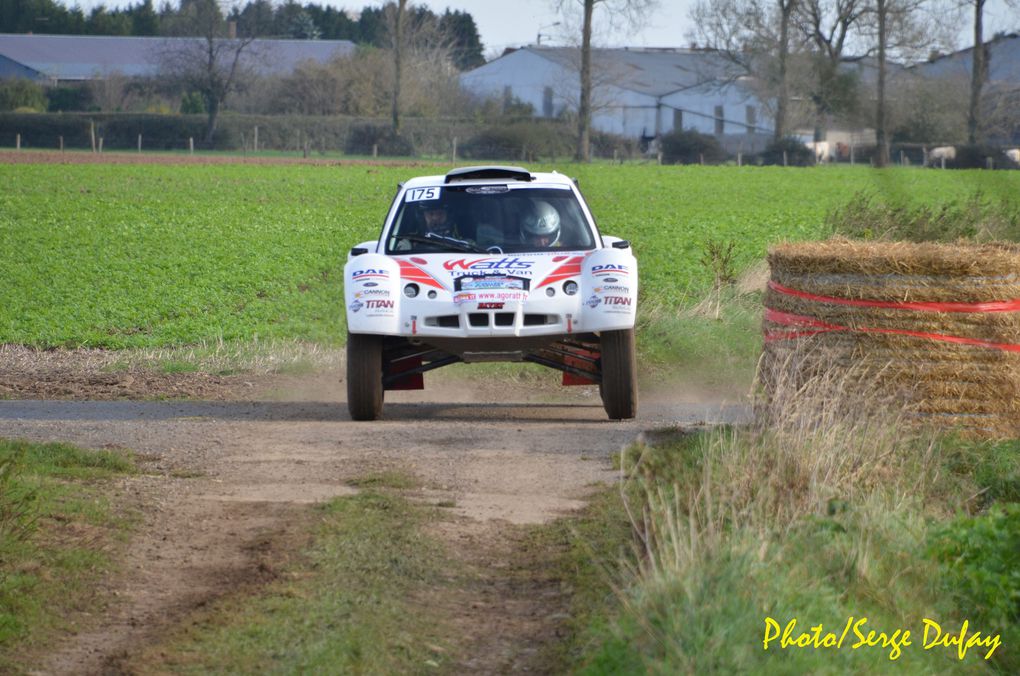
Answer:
385;355;424;390
562;371;598;386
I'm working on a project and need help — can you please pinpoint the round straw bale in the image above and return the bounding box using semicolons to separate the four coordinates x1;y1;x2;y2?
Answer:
763;239;1020;438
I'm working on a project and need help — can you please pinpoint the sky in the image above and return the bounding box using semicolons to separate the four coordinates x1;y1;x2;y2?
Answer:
63;0;1020;59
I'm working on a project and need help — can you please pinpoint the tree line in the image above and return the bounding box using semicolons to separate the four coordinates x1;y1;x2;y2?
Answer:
0;0;484;70
689;0;1019;166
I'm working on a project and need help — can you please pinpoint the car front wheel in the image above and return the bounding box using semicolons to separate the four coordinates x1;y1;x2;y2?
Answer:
347;332;384;421
600;329;637;420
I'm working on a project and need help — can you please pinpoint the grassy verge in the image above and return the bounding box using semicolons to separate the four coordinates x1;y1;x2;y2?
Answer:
0;438;136;670
123;487;454;674
545;395;1020;673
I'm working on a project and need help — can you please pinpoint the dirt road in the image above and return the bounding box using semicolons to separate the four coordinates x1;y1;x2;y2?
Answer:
1;373;747;674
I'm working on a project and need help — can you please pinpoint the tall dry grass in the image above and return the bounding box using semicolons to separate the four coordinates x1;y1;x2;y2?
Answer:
598;346;979;672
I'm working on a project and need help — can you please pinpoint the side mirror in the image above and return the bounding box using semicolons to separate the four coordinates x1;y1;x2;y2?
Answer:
351;247;368;256
611;240;630;249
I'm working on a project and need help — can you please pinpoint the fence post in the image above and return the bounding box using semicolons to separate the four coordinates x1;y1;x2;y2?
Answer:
15;133;20;151
452;136;457;164
900;150;905;165
783;150;788;166
189;137;194;155
59;135;64;153
253;126;259;153
90;121;96;153
656;151;662;165
303;138;309;159
737;152;742;167
986;157;994;170
98;137;103;153
138;134;142;153
373;143;379;158
850;143;855;166
699;153;704;165
941;156;946;169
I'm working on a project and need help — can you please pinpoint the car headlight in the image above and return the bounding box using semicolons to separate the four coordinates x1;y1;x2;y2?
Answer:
563;281;579;296
403;284;419;298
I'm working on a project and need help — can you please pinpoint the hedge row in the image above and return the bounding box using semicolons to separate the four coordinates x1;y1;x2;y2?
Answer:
0;113;485;156
0;112;645;161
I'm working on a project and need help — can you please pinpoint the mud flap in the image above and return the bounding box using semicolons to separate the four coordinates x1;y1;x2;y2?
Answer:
385;355;424;390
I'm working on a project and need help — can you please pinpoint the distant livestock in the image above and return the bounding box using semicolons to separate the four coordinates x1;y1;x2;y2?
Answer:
927;146;956;167
1007;149;1020;164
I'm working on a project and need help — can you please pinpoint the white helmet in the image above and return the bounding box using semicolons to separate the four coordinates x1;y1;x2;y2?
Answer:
521;200;561;245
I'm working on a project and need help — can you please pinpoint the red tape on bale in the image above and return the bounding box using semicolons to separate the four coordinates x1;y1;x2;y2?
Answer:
764;283;1020;353
768;281;1020;313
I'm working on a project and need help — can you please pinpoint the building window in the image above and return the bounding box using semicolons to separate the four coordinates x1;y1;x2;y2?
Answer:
714;105;724;135
543;87;553;117
673;108;683;131
746;105;756;134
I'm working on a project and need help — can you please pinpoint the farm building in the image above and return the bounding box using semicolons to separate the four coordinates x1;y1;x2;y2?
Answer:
0;33;355;84
459;46;773;152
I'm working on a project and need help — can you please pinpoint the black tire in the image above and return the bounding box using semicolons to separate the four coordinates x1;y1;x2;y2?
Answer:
347;332;384;421
600;328;637;420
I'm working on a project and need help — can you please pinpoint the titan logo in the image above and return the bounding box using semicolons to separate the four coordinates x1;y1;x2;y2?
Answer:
365;300;395;309
604;296;632;306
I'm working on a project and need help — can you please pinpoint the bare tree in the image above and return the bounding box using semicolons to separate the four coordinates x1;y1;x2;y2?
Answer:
157;0;259;145
963;0;1018;144
861;0;951;166
795;0;869;136
390;0;408;134
555;0;657;161
690;0;801;141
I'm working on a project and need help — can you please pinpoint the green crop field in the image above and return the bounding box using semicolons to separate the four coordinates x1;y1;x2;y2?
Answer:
3;162;1019;349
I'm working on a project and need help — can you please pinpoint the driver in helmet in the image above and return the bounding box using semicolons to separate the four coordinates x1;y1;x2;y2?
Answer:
521;200;561;248
419;200;457;238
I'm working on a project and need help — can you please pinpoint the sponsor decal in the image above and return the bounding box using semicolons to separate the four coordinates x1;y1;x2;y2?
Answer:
454;290;528;305
458;275;527;291
362;282;380;287
478;302;504;310
602;277;618;283
349;299;364;313
466;185;509;194
585;294;602;309
591;264;629;276
444;257;534;273
600;285;630;293
364;299;395;310
353;269;389;281
604;296;632;306
355;289;390;298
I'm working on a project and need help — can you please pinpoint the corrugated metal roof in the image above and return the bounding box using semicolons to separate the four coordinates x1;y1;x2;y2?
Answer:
0;33;355;81
525;46;739;97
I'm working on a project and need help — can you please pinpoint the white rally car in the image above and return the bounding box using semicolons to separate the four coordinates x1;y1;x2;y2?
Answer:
344;165;637;420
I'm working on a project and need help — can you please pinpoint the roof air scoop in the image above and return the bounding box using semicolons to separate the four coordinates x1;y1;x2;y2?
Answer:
444;166;534;183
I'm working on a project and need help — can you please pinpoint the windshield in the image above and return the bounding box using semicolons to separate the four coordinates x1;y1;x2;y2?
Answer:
385;185;596;254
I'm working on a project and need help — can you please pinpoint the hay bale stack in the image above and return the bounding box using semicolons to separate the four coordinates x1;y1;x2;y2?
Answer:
763;239;1020;437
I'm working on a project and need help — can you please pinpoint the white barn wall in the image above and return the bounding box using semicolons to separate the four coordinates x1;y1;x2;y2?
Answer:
460;47;774;144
